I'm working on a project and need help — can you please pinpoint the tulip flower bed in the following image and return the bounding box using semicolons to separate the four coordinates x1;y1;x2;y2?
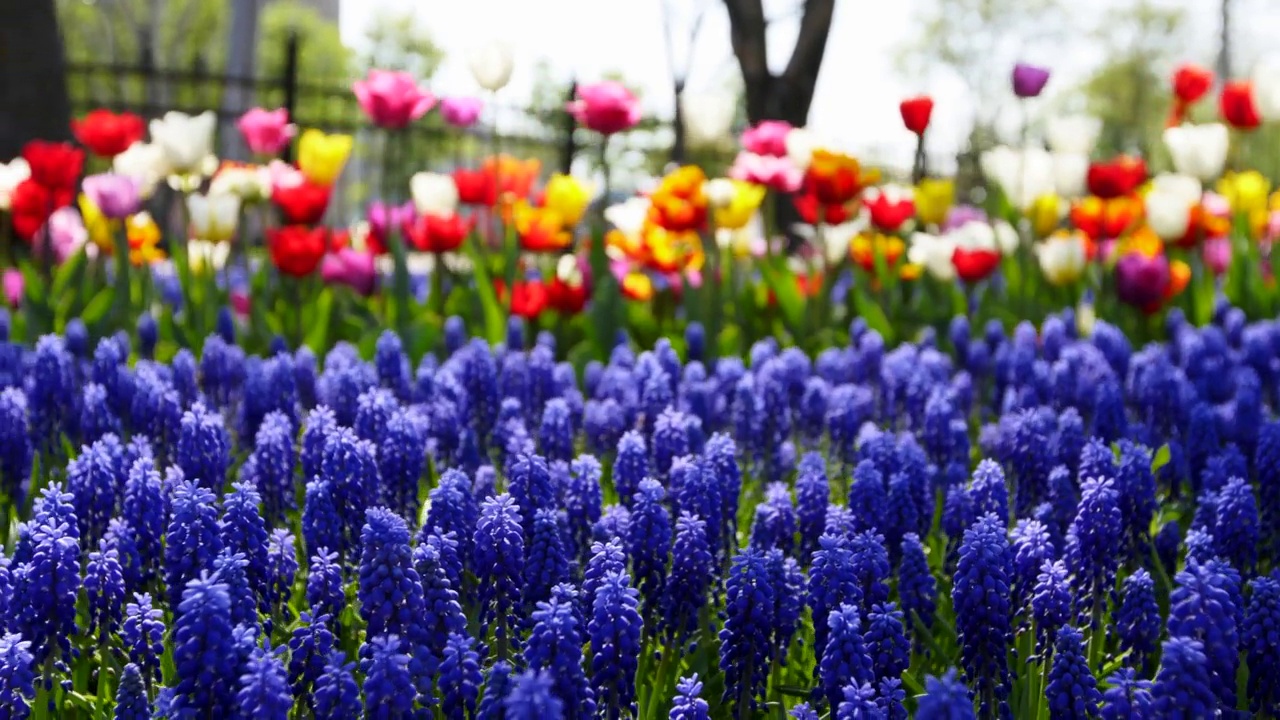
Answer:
9;60;1280;365
0;292;1278;720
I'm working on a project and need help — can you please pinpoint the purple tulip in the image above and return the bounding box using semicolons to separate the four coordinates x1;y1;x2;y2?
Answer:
942;205;989;232
440;97;484;128
1012;63;1051;98
367;201;415;249
82;173;142;220
1115;253;1170;310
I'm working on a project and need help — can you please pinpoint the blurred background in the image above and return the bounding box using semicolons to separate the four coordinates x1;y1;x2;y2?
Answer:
4;0;1280;211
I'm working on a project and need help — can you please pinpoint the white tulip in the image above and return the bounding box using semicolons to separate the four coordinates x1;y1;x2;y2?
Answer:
1046;115;1101;155
1164;123;1229;182
682;93;737;145
1051;152;1090;199
0;158;30;211
1035;232;1088;285
556;254;583;285
112;142;169;198
1252;55;1280;120
469;40;514;92
1144;173;1202;241
907;231;958;281
186;192;242;243
705;178;737;208
410;172;459;217
980;145;1055;210
785;127;821;171
993;221;1020;254
210;165;272;203
187;239;232;272
604;196;650;236
813;215;869;266
149;111;217;176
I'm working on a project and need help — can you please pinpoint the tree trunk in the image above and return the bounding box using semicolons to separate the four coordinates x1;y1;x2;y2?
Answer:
723;0;835;246
670;80;687;166
0;0;72;158
724;0;835;127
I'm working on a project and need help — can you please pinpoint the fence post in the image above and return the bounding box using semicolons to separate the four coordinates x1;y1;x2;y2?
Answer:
280;32;300;162
560;79;578;175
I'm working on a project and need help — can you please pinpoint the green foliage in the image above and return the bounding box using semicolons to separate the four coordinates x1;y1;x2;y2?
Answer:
353;9;444;79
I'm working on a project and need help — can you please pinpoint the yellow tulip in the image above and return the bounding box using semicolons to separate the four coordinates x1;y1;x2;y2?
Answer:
914;178;955;227
1027;194;1064;238
1218;170;1270;217
78;194;115;252
712;180;766;230
621;272;654;301
543;174;593;227
297;129;353;187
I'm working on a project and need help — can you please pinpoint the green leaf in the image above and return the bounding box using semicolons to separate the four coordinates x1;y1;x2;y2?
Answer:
463;239;507;345
758;255;804;336
851;288;896;344
1151;443;1170;474
81;287;115;327
49;247;87;299
303;288;334;351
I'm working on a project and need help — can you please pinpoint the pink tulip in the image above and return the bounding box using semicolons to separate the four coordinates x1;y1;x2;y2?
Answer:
1203;236;1232;275
741;120;793;157
2;269;21;307
266;160;305;190
237;108;296;155
231;290;251;317
728;152;803;193
322;248;377;295
567;81;641;135
353;70;437;129
46;207;87;263
441;97;484;128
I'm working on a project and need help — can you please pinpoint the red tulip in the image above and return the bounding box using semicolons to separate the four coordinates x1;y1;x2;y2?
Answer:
72;110;146;158
546;277;589;315
865;189;915;233
899;96;934;135
21;141;84;192
952;247;1002;283
454;168;498;206
404;212;473;253
268;225;328;277
272;180;331;225
1172;64;1214;106
792;190;852;226
1220;80;1261;130
510;280;548;319
9;180;55;242
1086;156;1146;199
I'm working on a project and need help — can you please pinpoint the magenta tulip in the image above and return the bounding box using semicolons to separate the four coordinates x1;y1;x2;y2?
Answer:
237;107;296;155
740;120;793;157
353;70;437;129
1115;253;1170;309
2;269;22;307
567;81;641;135
440;97;484;128
322;248;377;295
82;173;142;220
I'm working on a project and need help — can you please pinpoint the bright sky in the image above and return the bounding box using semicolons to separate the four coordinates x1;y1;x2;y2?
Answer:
340;0;1280;171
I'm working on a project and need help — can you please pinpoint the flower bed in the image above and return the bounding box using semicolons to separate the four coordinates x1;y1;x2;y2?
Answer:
0;297;1275;718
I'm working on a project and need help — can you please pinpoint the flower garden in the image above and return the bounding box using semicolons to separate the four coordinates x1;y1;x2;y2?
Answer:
0;55;1278;719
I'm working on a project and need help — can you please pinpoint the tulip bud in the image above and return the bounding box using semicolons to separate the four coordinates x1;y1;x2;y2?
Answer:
469;40;514;92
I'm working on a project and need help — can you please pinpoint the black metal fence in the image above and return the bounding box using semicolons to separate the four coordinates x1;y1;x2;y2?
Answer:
62;35;733;220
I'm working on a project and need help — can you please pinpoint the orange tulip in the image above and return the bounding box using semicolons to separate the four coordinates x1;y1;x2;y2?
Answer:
805;150;878;206
850;233;906;273
482;155;541;203
514;201;571;252
648;166;708;232
1070;196;1143;241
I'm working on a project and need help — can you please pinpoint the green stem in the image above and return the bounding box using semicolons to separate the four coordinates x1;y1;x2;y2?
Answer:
113;221;131;328
384;130;410;336
431;253;446;318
